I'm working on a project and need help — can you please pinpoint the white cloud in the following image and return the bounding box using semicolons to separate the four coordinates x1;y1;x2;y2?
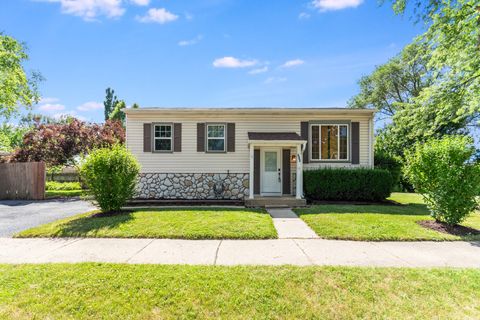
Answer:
213;57;257;68
53;110;87;121
130;0;149;5
264;77;287;84
38;103;66;112
248;66;268;75
178;35;203;46
77;101;103;111
298;12;311;19
280;59;305;68
39;97;60;104
311;0;363;11
136;8;179;24
37;0;125;21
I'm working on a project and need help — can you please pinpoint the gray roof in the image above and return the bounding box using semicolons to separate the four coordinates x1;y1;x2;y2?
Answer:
248;132;304;141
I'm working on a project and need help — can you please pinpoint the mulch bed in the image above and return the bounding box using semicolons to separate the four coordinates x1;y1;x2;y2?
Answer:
417;220;480;237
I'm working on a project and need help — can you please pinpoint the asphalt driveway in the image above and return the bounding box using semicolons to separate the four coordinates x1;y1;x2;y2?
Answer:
0;199;96;237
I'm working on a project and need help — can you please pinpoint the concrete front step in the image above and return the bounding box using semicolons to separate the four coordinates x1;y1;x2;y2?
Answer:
245;197;306;208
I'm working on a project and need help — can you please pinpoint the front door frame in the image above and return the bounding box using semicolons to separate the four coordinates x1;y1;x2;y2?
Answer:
260;147;282;196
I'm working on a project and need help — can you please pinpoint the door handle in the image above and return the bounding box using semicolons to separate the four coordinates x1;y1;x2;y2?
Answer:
278;168;281;182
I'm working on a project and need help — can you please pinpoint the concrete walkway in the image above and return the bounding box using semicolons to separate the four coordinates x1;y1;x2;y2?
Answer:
1;237;480;267
267;208;319;239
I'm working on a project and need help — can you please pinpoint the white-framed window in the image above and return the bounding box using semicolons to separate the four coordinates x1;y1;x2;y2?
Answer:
310;124;349;160
153;124;173;152
207;124;226;152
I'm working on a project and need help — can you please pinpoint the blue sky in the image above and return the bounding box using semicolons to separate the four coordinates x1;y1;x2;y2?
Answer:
1;0;422;123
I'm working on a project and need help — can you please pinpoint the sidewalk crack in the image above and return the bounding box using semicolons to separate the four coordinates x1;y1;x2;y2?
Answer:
293;239;315;265
213;240;222;265
126;239;155;263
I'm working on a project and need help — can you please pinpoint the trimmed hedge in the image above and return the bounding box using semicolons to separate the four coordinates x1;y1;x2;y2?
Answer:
45;181;82;191
303;168;392;201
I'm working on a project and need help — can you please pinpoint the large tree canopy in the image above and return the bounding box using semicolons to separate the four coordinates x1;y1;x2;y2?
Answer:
0;33;41;118
348;43;432;118
353;0;479;158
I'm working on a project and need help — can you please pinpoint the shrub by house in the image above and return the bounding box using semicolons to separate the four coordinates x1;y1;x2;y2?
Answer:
80;144;140;213
303;168;392;202
404;135;480;225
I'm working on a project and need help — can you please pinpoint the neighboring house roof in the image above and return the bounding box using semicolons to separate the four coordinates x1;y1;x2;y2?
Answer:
248;132;304;141
123;107;375;116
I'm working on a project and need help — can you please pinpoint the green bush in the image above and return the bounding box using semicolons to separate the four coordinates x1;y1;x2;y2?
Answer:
45;181;82;191
303;168;392;202
374;149;402;189
404;136;480;225
80;144;140;213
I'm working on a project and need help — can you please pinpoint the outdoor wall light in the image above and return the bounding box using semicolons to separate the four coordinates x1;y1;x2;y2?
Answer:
290;154;297;163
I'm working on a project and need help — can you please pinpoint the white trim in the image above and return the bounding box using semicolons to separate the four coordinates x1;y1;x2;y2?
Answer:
248;140;306;147
153;123;173;152
206;123;226;152
124;107;376;116
310;123;349;161
369;117;374;167
296;144;304;199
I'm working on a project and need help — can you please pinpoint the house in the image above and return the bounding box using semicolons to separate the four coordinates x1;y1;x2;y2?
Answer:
124;108;375;206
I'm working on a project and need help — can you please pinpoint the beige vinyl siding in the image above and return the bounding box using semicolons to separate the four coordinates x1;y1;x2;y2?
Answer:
126;111;373;174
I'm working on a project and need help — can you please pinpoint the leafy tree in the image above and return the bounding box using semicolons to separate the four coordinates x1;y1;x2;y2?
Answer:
359;1;480;160
80;144;140;213
131;103;140;109
385;0;480;133
109;100;126;122
0;33;42;118
404;136;480;225
8;119;125;166
103;87;118;121
0;124;30;152
349;43;433;118
374;149;402;189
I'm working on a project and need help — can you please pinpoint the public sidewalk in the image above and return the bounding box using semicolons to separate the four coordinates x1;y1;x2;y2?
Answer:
1;237;480;267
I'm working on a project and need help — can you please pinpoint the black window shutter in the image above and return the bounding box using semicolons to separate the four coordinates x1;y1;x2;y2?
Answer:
197;123;205;152
227;123;235;152
143;123;152;152
351;122;360;164
173;123;182;152
300;121;309;163
254;149;260;194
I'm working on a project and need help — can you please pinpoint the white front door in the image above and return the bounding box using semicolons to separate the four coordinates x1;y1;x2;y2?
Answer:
261;148;282;195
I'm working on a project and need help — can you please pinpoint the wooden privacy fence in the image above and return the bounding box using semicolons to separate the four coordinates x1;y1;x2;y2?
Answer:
0;162;46;200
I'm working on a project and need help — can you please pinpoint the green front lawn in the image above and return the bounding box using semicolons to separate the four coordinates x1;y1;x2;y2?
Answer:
15;208;277;239
1;264;479;319
295;193;480;241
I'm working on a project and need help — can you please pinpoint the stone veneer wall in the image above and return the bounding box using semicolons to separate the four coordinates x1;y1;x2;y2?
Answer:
136;173;249;200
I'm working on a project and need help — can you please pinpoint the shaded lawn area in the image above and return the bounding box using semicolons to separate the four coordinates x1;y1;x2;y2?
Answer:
1;264;479;319
295;193;480;241
15;208;277;240
45;189;86;198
